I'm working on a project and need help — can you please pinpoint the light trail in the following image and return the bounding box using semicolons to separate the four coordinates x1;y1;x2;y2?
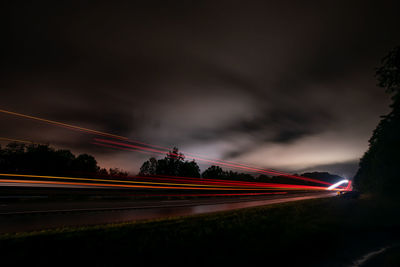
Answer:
344;180;352;191
0;179;213;190
91;141;296;184
95;138;329;186
0;173;328;191
93;139;298;179
133;174;325;189
0;137;38;144
0;109;127;140
0;173;254;190
0;108;336;188
121;192;288;197
0;178;322;191
327;179;349;190
121;138;308;180
93;138;334;186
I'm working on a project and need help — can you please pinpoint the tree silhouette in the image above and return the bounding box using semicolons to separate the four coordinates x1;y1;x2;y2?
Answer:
201;165;225;179
354;46;400;194
0;142;127;178
257;174;271;182
158;147;185;176
179;160;201;178
202;165;257;181
109;168;128;178
139;147;200;178
72;154;99;175
225;170;254;181
139;157;158;176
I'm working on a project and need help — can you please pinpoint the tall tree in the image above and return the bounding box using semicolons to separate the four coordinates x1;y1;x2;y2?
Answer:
354;46;400;194
160;147;185;176
139;148;201;178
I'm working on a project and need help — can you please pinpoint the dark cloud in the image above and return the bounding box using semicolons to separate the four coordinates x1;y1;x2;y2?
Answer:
2;0;400;175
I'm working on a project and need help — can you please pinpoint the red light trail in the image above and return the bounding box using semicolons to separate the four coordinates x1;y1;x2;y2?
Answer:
0;173;330;191
93;138;334;186
119;192;288;197
0;108;346;190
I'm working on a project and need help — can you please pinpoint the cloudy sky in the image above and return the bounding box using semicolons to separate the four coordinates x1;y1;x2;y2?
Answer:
2;0;400;177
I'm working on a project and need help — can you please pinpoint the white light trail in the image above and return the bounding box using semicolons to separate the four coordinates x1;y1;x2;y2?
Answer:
327;179;349;190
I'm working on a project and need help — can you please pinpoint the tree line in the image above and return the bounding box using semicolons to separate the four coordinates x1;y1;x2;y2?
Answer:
139;147;342;184
354;46;400;195
0;141;344;185
139;147;267;181
0;142;127;178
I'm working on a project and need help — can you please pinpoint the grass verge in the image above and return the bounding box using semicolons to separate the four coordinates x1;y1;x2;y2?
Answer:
1;195;399;266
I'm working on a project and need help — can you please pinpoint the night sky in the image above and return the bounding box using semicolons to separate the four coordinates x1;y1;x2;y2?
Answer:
2;1;400;177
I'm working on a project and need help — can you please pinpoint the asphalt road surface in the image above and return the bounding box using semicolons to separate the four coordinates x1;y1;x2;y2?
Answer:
0;183;336;234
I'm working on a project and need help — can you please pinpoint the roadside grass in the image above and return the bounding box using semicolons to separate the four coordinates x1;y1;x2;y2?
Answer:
1;195;399;266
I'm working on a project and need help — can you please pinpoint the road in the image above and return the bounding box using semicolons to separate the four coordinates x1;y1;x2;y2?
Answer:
0;182;336;234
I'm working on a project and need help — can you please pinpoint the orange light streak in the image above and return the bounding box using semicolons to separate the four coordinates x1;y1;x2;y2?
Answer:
0;108;335;188
0;173;263;189
0;137;45;145
0;173;327;191
0;109;127;140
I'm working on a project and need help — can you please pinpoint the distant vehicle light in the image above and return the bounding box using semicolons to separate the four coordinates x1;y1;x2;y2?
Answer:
327;179;349;190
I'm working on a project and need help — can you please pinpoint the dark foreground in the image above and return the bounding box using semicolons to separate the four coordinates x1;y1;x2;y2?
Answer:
1;195;399;267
